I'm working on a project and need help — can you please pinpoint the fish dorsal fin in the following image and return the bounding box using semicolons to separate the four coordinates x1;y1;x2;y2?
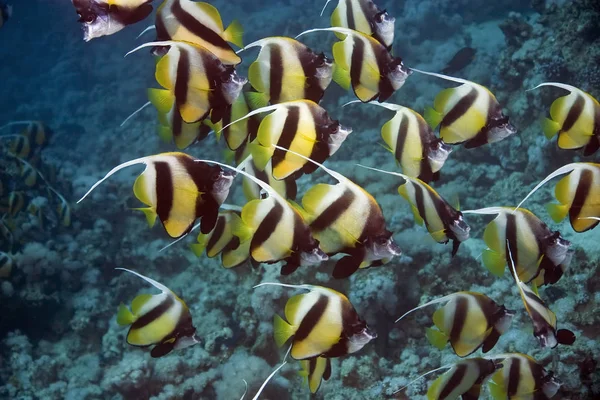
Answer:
272;144;348;185
238;36;282;54
116;267;171;295
219;104;284;135
461;207;509;216
121;101;152;128
411;68;475;86
249;361;288;400
136;24;156;39
514;163;581;210
343;99;409;114
253;282;315;291
193;2;224;31
124;40;183;58
527;82;583;94
392;364;453;396
320;0;333;16
395;292;459;323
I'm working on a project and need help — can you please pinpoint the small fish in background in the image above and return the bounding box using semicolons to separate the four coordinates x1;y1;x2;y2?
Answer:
208;91;262;152
299;357;331;394
0;2;11;29
345;100;452;183
116;268;200;358
256;282;376;359
516;162;600;233
321;0;395;51
240;36;334;105
77;153;236;237
442;47;477;75
462;207;572;286
0;251;13;279
296;27;412;102
154;0;243;65
71;0;153;41
487;353;561;400
506;243;576;349
530;82;600;156
395;291;514;357
6;191;25;218
416;69;518;149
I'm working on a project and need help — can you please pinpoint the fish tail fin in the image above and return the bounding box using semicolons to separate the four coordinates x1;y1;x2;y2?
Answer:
189;233;209;257
148;88;174;115
223;20;244;47
482;249;506;277
156;125;173;143
332;62;351;91
230;213;254;243
245;91;270;110
132;207;157;228
249;142;274;171
424;106;443;129
425;327;448;350
273;314;295;347
546;202;569;222
542;117;560;140
116;303;135;326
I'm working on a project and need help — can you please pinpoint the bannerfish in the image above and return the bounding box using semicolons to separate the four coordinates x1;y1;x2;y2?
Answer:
0;2;11;29
506;243;576;349
116;268;200;358
296;27;411;102
321;0;395;51
7;191;24;218
257;282;376;359
241;156;298;201
209;92;262;152
416;69;517;148
516;162;600;233
77;152;236;237
359;165;470;256
155;0;243;65
220;100;352;180
299;357;331;394
190;208;250;269
487;353;561;400
530;82;600;156
396;291;514;357
241;36;334;105
345;101;452;183
0;121;51;164
280;147;401;278
127;40;247;126
71;0;153;41
462;207;572;286
442;47;476;75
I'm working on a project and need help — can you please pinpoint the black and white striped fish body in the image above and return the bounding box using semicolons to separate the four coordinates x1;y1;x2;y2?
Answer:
481;208;571;286
242;157;298;201
116;268;198;358
329;0;395;50
425;82;516;148
487;354;561;400
247;37;334;104
428;292;514;357
381;106;452;182
398;178;469;256
302;180;400;279
299;356;332;394
427;358;502;400
155;0;243;65
331;29;410;102
273;286;376;359
212;92;262;151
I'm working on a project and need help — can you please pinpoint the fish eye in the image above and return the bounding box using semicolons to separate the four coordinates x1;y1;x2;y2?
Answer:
375;10;387;23
84;14;96;23
329;122;340;133
210;171;222;181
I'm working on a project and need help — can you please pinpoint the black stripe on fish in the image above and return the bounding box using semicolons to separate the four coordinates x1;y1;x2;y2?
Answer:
439;362;468;399
562;94;585;132
310;188;356;233
570;168;592;224
449;296;468;345
171;0;233;52
272;106;301;169
251;200;284;253
505;213;521;270
155;161;174;224
269;44;284;104
394;114;409;166
442;87;478;128
131;295;175;331
417;119;435;181
294;293;329;342
350;38;365;94
174;48;191;109
207;215;226;253
507;358;521;397
345;0;356;30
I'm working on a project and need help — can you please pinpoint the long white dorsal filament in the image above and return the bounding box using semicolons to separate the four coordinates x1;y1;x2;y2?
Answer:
410;68;472;86
253;282;314;291
137;25;156;39
527;82;580;93
295;27;363;40
250;361;287;400
116;267;171;295
356;164;412;183
272;144;347;184
319;0;333;17
461;207;507;216
514;163;580;210
125;41;181;57
121;102;152;127
218;104;282;134
394;293;458;323
343;99;407;113
392;364;452;395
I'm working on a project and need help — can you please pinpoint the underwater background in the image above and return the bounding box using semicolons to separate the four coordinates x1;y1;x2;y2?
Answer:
0;0;599;399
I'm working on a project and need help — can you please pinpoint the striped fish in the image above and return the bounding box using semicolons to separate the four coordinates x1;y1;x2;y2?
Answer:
128;40;247;125
209;91;262;152
416;69;517;149
288;149;401;278
506;244;576;348
426;358;503;400
487;354;561;400
116;268;199;358
221;100;352;180
266;283;376;359
396;291;514;357
190;209;250;269
1;121;51;162
532;82;600;156
322;0;395;50
297;27;411;102
242;36;334;105
299;356;332;394
516;162;600;233
155;0;243;65
77;152;235;238
7;191;24;218
347;101;452;182
242;157;298;201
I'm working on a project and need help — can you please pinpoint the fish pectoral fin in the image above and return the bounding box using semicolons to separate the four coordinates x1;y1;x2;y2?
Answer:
425;327;448;350
116;303;135;326
542;117;561;140
223;20;244;48
150;339;176;358
332;62;351;90
132;207;158;228
332;253;363;279
546;202;569;223
482;249;506;277
273;314;295;347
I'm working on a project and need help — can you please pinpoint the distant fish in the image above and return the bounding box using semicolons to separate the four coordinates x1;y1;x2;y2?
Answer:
0;251;12;278
116;268;200;358
321;0;395;50
0;2;11;29
71;0;153;41
154;0;243;65
530;82;600;156
417;69;517;148
299;357;331;394
442;47;476;75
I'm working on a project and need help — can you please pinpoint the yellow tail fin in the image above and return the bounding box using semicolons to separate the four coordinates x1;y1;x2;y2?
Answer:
116;303;135;326
542;117;560;140
273;314;295;348
249;142;273;171
332;62;351;91
132;207;158;228
425;327;448;350
482;249;506;277
424;106;443;129
546;202;569;222
223;20;244;48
